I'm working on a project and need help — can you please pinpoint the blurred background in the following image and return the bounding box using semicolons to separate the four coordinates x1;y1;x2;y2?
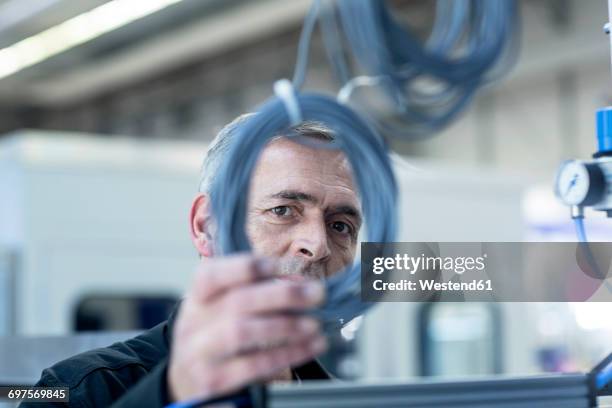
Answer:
0;0;612;388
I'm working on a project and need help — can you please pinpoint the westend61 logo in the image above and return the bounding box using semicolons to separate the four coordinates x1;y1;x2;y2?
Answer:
372;253;488;275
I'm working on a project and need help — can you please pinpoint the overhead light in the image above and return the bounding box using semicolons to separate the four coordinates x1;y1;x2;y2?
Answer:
0;0;184;80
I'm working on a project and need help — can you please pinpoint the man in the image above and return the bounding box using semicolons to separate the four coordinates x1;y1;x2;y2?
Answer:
25;117;362;407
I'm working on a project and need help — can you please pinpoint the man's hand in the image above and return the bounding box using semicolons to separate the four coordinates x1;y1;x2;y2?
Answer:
168;254;327;402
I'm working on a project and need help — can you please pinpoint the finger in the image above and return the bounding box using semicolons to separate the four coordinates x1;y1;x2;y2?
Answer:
195;316;321;360
192;254;278;303
212;279;325;316
206;334;328;397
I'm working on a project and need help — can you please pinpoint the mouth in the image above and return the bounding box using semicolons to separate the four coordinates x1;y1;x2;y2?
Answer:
277;274;309;283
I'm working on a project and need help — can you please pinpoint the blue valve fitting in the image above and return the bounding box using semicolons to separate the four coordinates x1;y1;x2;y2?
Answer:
595;107;612;157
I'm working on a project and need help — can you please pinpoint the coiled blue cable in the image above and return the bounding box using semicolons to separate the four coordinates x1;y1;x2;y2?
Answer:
206;0;398;327
326;0;519;137
210;93;398;326
168;4;397;406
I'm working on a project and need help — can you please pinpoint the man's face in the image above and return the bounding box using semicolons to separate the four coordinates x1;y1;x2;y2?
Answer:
245;137;361;280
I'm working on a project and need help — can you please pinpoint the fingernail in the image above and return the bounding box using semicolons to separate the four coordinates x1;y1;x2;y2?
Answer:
302;281;325;302
255;257;276;277
310;336;328;353
298;318;320;334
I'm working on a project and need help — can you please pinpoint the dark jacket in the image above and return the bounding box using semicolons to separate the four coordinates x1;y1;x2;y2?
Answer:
22;304;330;407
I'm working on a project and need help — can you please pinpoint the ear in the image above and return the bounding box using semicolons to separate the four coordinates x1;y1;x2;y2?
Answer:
189;193;215;257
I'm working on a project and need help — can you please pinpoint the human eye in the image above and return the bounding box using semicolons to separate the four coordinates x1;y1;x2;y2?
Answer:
329;221;353;235
269;205;294;218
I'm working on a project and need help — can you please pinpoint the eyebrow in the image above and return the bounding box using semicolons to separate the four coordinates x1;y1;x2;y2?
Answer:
268;190;363;227
328;205;363;229
270;190;318;204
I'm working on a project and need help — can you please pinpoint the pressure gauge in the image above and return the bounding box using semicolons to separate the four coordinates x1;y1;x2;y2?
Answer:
554;160;606;206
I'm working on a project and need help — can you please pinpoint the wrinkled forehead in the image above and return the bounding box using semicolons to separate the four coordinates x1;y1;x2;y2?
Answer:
249;136;358;200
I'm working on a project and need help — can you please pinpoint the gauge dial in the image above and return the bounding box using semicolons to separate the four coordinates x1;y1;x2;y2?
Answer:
555;160;605;206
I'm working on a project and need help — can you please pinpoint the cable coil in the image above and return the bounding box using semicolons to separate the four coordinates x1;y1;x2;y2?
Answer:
210;91;398;325
208;0;398;327
329;0;519;137
209;0;518;326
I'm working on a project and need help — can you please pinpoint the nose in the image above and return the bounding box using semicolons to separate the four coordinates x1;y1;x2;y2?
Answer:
291;219;331;262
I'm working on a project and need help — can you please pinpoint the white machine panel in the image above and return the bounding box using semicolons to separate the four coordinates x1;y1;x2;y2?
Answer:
0;131;205;335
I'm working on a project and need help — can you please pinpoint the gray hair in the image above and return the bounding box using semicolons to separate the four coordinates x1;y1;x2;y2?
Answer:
199;114;336;193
